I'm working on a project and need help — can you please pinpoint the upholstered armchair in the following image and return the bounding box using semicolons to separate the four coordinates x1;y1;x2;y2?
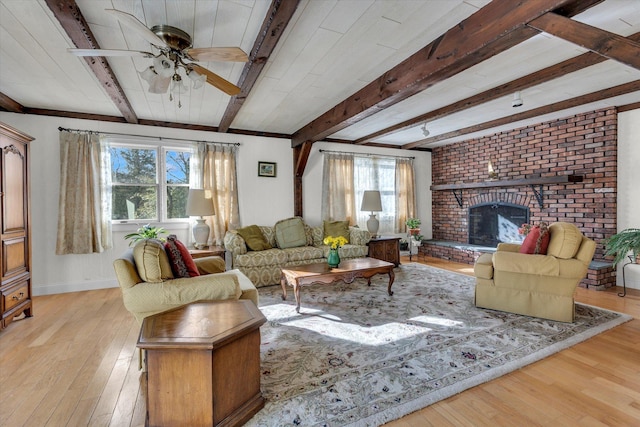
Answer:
113;239;259;324
474;222;596;322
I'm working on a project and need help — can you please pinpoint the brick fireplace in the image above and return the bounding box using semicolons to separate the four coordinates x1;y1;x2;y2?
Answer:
422;107;618;288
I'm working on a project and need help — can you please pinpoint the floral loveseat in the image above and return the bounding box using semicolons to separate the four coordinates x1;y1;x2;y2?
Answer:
223;217;371;287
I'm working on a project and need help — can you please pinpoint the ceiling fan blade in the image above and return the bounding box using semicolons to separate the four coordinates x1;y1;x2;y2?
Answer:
68;48;153;58
105;9;167;48
191;65;241;96
187;47;249;62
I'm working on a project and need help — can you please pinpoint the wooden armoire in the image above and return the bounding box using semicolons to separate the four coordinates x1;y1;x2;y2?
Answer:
0;122;33;330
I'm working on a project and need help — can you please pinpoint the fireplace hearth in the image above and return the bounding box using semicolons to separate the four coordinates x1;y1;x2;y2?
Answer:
468;202;529;247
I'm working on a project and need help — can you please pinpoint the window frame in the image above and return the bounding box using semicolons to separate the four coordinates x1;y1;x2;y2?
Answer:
108;139;194;226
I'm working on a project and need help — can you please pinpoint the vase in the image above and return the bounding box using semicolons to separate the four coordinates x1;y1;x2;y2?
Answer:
327;248;340;268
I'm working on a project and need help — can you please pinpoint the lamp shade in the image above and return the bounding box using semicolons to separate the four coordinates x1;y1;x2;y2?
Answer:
361;190;382;212
186;189;214;217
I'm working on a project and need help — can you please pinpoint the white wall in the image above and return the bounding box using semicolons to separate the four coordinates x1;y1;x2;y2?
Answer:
0;112;431;295
617;108;640;290
0;112;293;295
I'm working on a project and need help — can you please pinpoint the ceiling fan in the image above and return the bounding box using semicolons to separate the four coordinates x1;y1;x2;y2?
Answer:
68;9;248;98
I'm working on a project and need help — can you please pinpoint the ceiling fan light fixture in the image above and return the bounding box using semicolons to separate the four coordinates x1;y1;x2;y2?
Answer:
153;53;175;78
148;75;171;94
171;75;189;95
187;68;206;89
139;66;156;84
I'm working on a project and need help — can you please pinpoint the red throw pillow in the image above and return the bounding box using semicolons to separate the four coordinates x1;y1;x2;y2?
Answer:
164;235;200;278
519;225;550;255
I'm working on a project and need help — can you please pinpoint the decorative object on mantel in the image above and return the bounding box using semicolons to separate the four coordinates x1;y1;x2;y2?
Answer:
324;235;347;268
124;224;167;246
488;160;498;180
360;190;383;237
604;228;640;297
430;174;584;208
186;189;215;249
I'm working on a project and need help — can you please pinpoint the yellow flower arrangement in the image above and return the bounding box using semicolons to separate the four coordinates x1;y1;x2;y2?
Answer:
323;235;348;250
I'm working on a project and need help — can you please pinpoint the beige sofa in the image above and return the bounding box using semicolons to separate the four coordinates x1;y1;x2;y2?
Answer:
113;240;259;324
224;219;371;287
474;222;596;322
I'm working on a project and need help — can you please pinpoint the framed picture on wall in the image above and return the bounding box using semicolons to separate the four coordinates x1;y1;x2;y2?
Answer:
258;161;277;177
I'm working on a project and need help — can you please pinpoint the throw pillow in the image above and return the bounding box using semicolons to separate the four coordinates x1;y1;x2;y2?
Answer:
519;223;550;255
133;239;174;283
323;220;350;244
546;222;583;259
274;217;308;249
164;235;200;278
236;225;272;251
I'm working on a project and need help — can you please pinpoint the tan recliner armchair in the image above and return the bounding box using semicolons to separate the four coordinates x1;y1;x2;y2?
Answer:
113;240;259;324
474;222;596;322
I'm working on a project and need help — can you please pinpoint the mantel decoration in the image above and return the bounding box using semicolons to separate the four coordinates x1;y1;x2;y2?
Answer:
324;235;347;268
123;224;167;246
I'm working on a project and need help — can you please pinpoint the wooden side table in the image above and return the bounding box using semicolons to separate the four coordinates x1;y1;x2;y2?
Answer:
138;300;266;427
189;245;226;260
367;237;401;266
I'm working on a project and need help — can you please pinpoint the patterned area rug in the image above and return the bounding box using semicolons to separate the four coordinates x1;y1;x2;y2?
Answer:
246;263;630;427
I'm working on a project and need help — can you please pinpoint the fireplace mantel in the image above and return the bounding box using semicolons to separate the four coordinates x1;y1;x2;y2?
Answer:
430;174;584;208
430;174;583;191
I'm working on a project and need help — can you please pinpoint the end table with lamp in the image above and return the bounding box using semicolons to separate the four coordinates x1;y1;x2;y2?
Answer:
187;188;214;249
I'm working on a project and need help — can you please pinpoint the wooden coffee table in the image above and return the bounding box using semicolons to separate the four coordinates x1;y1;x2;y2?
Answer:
280;258;395;313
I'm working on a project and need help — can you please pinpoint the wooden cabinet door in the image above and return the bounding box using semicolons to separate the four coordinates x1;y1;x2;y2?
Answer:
0;140;29;281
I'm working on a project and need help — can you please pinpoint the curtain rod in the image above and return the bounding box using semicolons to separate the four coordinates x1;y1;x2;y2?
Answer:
57;126;241;146
318;149;415;160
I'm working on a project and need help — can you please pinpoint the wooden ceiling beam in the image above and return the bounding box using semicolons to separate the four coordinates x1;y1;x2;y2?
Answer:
217;0;301;133
402;79;640;149
0;92;25;113
355;31;640;145
290;0;603;148
528;12;640;71
44;0;138;124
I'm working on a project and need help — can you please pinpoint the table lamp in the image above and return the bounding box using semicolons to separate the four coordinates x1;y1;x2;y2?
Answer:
361;190;382;238
186;189;214;248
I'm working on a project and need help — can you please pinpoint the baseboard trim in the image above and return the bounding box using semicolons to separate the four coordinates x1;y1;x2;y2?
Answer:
33;279;118;296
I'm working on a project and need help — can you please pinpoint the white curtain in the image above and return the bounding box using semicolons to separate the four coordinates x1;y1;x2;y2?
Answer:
56;131;112;254
192;143;240;245
395;157;416;232
321;153;356;224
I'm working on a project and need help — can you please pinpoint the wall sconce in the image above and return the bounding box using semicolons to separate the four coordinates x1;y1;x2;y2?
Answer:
488;160;498;180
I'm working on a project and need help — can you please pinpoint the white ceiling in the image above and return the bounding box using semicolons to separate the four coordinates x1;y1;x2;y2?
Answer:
1;0;639;149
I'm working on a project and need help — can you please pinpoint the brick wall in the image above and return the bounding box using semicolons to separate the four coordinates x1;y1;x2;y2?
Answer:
431;107;617;261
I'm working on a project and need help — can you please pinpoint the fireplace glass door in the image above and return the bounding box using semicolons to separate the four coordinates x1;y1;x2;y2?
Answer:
468;202;529;247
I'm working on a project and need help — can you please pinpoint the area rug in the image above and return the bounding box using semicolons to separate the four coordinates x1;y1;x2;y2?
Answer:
246;263;631;427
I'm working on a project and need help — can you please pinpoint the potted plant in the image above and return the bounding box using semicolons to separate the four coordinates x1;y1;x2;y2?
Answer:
412;234;424;246
124;224;168;246
406;218;421;235
604;228;640;267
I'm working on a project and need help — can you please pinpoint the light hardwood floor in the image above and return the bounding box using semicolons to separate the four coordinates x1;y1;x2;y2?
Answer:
0;257;638;426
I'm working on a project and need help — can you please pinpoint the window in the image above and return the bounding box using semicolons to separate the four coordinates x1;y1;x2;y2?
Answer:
109;143;191;222
354;157;397;233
